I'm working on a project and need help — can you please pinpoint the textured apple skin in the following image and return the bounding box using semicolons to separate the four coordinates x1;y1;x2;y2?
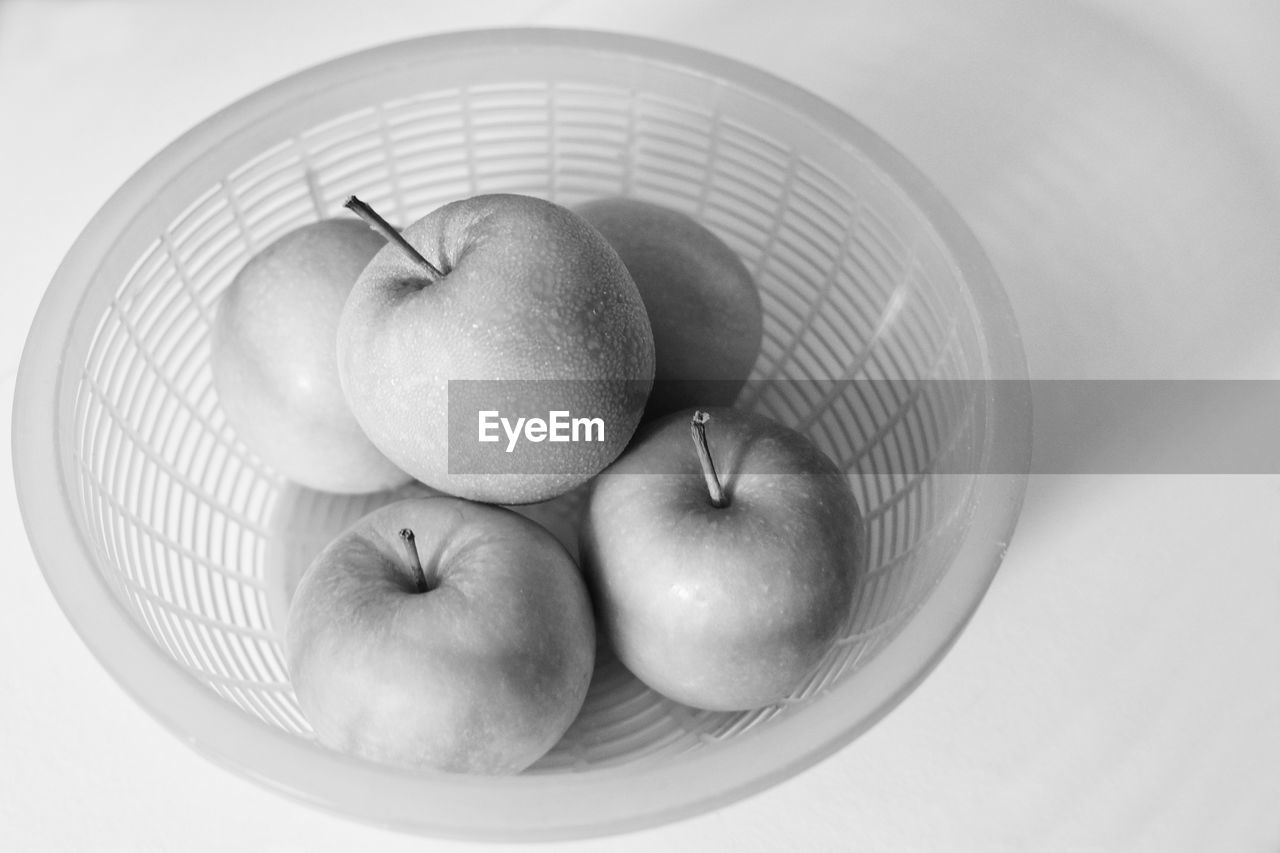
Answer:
285;496;595;774
210;219;411;493
574;198;763;420
337;194;655;504
262;480;587;635
580;407;863;711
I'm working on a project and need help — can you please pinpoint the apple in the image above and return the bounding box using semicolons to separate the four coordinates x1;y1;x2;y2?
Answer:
336;194;654;504
579;407;863;711
263;479;437;635
574;197;763;420
285;495;595;774
263;480;586;634
210;218;411;493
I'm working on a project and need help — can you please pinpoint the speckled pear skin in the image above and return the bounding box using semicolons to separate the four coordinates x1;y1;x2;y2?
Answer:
574;197;763;420
209;218;412;493
337;194;655;504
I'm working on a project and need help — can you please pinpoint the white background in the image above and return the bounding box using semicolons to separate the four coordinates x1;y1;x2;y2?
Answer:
3;1;1280;850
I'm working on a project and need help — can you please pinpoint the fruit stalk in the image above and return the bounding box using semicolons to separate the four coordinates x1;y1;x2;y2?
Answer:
691;410;728;508
398;528;434;592
345;195;445;280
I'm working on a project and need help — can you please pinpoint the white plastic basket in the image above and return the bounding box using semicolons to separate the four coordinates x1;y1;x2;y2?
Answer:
12;29;1031;841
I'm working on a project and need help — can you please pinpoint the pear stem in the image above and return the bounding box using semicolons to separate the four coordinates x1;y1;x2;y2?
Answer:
691;410;728;508
398;528;433;593
344;195;444;281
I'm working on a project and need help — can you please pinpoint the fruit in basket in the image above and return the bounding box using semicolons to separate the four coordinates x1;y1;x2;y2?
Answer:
263;480;588;632
580;408;863;711
285;496;595;774
574;198;762;420
263;480;438;633
337;194;654;505
210;218;411;493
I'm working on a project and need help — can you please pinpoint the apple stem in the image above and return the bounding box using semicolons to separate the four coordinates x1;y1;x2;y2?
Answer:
344;195;445;281
691;410;728;508
398;528;433;593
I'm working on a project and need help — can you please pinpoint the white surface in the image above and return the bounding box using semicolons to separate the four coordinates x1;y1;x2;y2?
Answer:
3;1;1279;850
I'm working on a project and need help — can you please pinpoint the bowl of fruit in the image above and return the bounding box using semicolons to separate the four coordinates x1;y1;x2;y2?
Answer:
12;28;1032;840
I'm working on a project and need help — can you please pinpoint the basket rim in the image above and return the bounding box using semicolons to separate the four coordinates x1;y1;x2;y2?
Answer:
11;26;1032;841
